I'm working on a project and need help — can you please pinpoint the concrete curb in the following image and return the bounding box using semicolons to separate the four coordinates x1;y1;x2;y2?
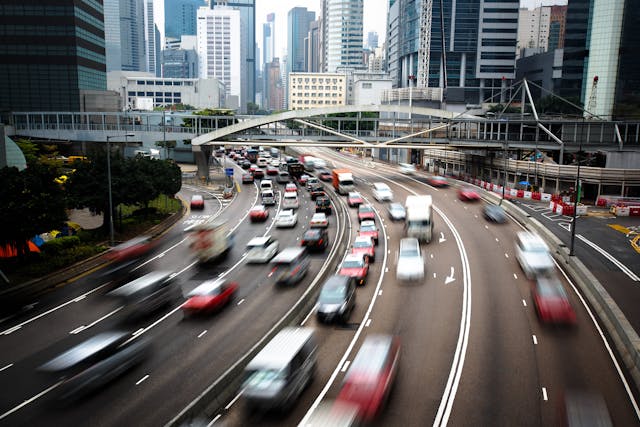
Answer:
0;202;187;315
481;188;640;393
166;187;350;426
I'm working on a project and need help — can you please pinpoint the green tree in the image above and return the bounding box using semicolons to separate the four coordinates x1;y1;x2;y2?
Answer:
181;108;237;130
536;95;583;117
0;164;67;256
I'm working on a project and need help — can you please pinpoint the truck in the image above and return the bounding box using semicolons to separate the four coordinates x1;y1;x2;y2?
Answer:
332;168;354;195
287;162;305;180
299;154;317;172
404;195;434;243
185;218;234;263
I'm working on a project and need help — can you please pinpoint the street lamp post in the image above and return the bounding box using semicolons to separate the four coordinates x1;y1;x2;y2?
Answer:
569;139;583;256
106;134;134;246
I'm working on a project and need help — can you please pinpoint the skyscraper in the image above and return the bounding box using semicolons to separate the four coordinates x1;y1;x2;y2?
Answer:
104;0;146;72
387;0;518;104
165;0;206;45
321;0;364;72
367;32;379;50
306;20;321;73
548;6;567;51
0;0;108;111
197;4;241;109
262;13;276;109
287;7;316;74
517;7;551;56
144;0;161;75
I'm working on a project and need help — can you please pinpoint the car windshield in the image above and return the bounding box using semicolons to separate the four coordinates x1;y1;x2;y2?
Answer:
537;280;567;298
361;224;376;232
354;240;371;248
312;215;325;221
400;247;419;258
244;369;286;388
319;282;347;304
359;206;373;213
303;230;320;239
342;259;364;269
349;193;361;199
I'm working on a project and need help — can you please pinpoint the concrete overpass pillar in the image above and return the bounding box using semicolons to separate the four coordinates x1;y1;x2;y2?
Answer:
194;145;213;182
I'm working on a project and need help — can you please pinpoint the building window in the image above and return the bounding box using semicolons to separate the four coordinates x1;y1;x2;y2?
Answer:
362;83;372;89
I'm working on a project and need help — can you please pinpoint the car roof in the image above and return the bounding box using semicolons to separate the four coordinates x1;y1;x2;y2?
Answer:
343;253;365;263
247;236;272;247
40;331;131;371
348;192;361;197
272;246;307;263
250;205;266;211
246;327;315;371
191;194;203;200
345;335;396;381
303;228;324;237
360;220;375;227
109;271;172;297
188;278;226;296
400;237;420;251
354;235;373;244
373;182;390;189
312;212;327;219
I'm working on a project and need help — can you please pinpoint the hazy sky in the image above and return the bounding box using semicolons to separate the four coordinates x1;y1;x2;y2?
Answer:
255;0;568;62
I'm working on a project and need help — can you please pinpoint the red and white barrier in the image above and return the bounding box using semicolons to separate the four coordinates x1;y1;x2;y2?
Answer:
541;193;552;202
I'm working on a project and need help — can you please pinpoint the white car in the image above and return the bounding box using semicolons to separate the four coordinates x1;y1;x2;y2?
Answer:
282;192;299;210
396;237;424;282
310;213;329;228
515;232;555;278
372;182;393;202
398;163;417;175
246;236;279;263
275;209;298;228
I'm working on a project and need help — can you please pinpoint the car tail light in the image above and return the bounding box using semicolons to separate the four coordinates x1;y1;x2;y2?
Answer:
318;239;323;245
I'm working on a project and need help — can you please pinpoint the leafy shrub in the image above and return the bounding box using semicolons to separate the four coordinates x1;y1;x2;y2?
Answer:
41;236;81;255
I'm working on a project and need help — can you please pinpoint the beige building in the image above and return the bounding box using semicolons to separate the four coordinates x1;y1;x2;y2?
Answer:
288;72;347;110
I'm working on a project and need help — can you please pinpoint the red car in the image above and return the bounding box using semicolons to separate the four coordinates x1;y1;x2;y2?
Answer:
318;169;332;182
357;205;376;223
298;174;310;186
458;186;480;201
181;279;238;315
339;253;369;286
252;168;265;179
266;166;279;176
336;334;400;423
285;183;298;193
532;275;577;325
428;175;449;187
347;192;364;208
249;205;269;222
190;194;205;210
106;235;155;262
358;220;379;245
241;173;254;184
352;236;375;263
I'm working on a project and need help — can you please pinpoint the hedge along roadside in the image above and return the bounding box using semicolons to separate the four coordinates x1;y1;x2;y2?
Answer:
481;189;640;396
166;184;350;426
0;201;187;315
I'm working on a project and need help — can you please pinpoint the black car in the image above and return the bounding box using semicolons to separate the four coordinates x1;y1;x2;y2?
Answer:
310;184;326;200
315;196;332;215
241;160;251;169
300;228;329;252
316;275;356;324
483;204;506;223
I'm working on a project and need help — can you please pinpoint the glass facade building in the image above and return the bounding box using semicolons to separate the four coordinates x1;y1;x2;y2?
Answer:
322;0;364;72
287;7;316;74
0;0;107;111
164;0;206;43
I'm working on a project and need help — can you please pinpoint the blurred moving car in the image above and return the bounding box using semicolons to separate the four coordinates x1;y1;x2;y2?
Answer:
315;196;332;215
316;275;356;324
310;213;329;228
560;390;613;427
352;236;376;263
243;327;317;413
282;191;299;210
306;177;320;190
270;247;310;286
339;253;369;286
285;183;298;193
357;205;376;223
242;173;254;184
108;271;179;320
266;165;279;176
358;220;379;245
515;232;555;279
398;163;417;175
387;203;406;221
298;174;310;186
246;236;279;263
483;204;506;223
241;160;251;169
310;184;326;201
303;401;359;427
458;186;481;201
181;279;237;315
532;274;577;325
428;175;449;187
347;192;364;208
252;168;265;179
261;189;276;206
396;238;424;282
39;331;150;403
318;169;332;182
190;195;205;210
101;235;155;285
372;182;393;202
300;228;329;252
276;209;298;228
249;205;269;222
336;334;400;423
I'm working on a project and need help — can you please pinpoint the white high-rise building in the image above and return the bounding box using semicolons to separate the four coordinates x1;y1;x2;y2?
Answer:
517;7;551;58
144;0;160;76
322;0;364;72
197;3;242;110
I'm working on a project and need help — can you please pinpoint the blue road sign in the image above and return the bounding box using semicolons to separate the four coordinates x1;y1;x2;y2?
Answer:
225;168;234;177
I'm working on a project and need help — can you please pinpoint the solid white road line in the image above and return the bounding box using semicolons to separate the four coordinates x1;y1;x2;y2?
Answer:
505;253;509;258
225;389;244;410
576;234;640;281
1;282;112;335
207;414;222;426
135;375;149;385
0;363;13;372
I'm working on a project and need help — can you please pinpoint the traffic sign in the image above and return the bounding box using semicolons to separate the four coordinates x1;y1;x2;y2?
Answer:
225;168;234;177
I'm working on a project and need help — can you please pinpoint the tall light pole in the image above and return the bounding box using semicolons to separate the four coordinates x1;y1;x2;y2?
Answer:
569;120;584;256
106;134;134;246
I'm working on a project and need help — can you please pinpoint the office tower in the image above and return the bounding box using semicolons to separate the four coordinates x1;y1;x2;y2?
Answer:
263;13;275;65
306;21;321;73
287;7;316;74
104;0;146;72
548;5;567;51
367;32;379;50
321;0;364;72
165;0;206;45
0;0;108;111
517;6;551;57
162;49;198;78
386;0;518;104
266;58;284;111
212;0;256;112
197;4;241;109
144;0;161;75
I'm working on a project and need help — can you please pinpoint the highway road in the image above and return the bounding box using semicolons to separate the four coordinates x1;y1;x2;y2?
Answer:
0;149;638;426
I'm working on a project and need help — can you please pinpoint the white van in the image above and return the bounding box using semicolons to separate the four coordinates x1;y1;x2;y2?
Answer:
257;157;269;167
243;327;317;412
261;189;275;206
282;191;299;210
259;179;273;192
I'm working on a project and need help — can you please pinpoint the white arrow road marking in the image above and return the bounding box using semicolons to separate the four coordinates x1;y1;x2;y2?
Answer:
439;232;446;243
445;267;456;284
